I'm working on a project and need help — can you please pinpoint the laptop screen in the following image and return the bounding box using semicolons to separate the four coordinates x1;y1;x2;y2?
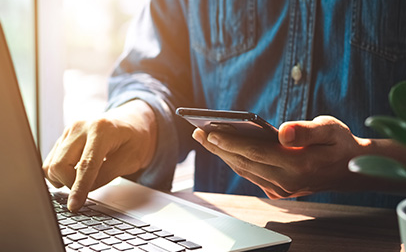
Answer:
0;23;65;252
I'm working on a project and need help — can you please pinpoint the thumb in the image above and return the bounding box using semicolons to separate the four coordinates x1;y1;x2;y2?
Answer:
279;116;348;147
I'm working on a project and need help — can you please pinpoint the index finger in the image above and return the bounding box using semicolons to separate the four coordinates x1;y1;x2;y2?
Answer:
68;136;106;212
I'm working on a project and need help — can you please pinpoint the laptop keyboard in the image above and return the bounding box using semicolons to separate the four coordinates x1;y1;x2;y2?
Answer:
52;192;202;252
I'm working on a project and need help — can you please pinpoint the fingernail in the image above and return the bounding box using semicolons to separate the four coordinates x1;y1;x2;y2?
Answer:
207;134;218;145
284;126;295;143
67;194;81;212
192;129;203;145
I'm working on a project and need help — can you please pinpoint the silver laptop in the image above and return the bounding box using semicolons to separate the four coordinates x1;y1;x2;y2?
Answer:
0;23;291;252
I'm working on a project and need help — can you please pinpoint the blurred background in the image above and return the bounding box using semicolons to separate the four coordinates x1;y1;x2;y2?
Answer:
62;0;140;124
0;0;193;192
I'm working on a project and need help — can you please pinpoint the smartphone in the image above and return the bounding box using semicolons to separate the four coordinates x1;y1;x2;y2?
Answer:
176;107;279;141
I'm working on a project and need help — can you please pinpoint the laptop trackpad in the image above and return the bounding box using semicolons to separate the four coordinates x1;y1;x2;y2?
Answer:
114;198;217;223
89;178;217;226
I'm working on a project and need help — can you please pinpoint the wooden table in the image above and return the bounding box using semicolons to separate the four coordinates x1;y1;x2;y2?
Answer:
174;192;401;252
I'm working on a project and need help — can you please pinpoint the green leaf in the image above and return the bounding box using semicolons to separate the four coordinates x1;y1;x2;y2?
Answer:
389;80;406;121
349;155;406;180
365;116;406;145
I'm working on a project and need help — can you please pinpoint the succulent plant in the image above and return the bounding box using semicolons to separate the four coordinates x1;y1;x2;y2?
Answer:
348;80;406;180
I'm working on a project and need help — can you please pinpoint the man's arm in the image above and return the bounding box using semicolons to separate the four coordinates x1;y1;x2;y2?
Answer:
43;0;194;212
43;99;157;211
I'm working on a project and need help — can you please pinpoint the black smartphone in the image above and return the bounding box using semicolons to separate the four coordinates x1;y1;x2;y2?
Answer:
176;107;279;141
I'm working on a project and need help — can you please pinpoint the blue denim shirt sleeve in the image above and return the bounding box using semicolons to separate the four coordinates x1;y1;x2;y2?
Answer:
106;1;195;191
107;74;177;191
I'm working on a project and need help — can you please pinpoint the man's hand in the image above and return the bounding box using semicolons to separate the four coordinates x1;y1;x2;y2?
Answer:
43;100;157;211
192;115;404;198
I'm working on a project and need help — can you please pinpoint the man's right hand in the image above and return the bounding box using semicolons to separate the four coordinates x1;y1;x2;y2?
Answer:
42;100;157;212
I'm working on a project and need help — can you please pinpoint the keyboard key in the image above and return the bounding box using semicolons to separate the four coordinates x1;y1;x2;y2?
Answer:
57;213;67;221
68;242;83;250
149;237;185;252
154;231;173;238
105;228;125;236
104;219;123;226
126;228;145;236
82;219;102;226
79;227;98;235
72;215;91;222
91;232;110;240
84;210;102;217
94;224;113;231
113;242;134;251
69;223;88;230
142;226;161;233
59;219;77;226
61;228;76;236
116;223;134;231
101;237;122;246
116;233;136;241
138;233;157;241
178;241;202;250
78;238;99;247
62;212;78;217
63;237;73;245
166;236;186;243
127;238;147;247
67;233;87;242
90;243;111;251
93;215;113;222
55;208;70;213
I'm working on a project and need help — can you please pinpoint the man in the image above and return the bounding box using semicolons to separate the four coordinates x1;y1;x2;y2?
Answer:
43;0;406;212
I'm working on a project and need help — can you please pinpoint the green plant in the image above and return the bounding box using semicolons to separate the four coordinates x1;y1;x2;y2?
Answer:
349;80;406;180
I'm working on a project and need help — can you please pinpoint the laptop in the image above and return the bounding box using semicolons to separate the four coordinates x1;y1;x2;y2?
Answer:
0;23;291;252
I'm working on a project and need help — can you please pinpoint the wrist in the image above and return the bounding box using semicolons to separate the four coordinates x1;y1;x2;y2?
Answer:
346;137;406;192
106;99;158;168
359;137;406;166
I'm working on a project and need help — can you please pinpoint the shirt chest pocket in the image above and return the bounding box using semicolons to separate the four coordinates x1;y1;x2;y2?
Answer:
188;0;257;62
350;0;406;62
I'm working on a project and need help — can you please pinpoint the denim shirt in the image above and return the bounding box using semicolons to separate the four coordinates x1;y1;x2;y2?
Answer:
107;0;406;208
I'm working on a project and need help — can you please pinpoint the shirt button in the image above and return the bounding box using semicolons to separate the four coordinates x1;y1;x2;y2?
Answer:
291;64;302;84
